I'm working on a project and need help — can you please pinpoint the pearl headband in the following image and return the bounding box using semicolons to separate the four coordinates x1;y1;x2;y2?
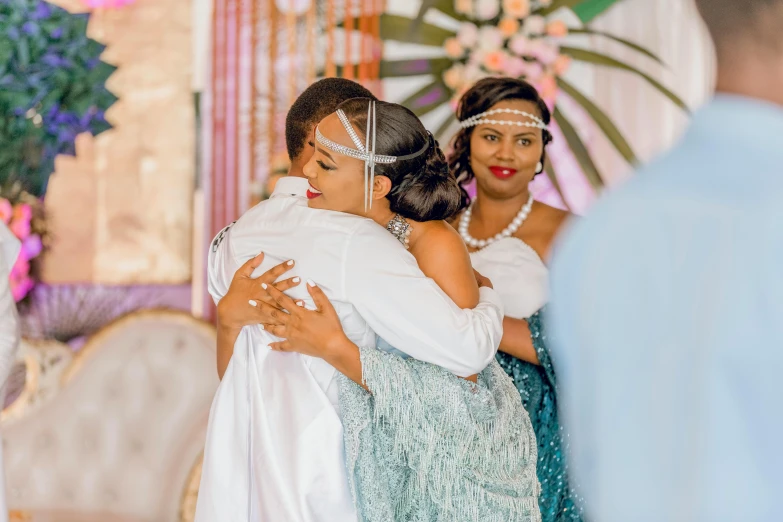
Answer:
315;100;430;210
459;108;548;130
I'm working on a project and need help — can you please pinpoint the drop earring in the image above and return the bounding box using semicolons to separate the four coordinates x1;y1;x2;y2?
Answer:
535;161;543;174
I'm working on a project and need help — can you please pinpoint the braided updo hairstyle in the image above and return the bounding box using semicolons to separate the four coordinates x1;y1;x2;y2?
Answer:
337;98;462;221
447;77;553;210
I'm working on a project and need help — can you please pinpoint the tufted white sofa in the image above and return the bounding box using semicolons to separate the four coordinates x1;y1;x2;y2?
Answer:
1;310;217;522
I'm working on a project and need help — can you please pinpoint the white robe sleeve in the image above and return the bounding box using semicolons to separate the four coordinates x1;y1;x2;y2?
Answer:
0;224;21;388
344;221;504;378
207;222;239;304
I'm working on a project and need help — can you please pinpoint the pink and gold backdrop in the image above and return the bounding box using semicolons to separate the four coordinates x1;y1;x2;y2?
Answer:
40;0;195;285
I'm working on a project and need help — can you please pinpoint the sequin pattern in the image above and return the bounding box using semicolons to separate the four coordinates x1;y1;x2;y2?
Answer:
339;348;542;522
496;307;585;522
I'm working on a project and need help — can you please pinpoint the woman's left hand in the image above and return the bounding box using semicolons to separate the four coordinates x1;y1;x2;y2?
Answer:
260;280;350;359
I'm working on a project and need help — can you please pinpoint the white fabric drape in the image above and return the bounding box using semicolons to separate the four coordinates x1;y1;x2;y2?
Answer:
564;0;715;188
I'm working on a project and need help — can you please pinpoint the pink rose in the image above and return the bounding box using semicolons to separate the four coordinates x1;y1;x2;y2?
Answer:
478;26;504;51
483;51;508;72
10;276;34;302
497;17;520;38
454;0;473;17
502;0;530;19
503;56;527;77
0;199;11;224
457;22;479;48
10;218;31;240
443;65;465;90
508;34;530;56
22;234;43;260
538;74;558;100
475;0;500;21
444;37;465;59
525;61;544;81
12;203;32;223
553;54;572;75
523;15;546;35
546;20;569;38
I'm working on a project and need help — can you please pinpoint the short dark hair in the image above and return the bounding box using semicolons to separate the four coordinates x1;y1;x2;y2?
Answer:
285;78;376;161
695;0;783;49
447;77;552;210
338;98;462;222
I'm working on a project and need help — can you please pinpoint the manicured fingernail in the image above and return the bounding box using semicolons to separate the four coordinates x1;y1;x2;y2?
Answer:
261;283;268;289
292;277;300;283
307;279;316;287
259;324;264;330
286;260;294;266
248;300;257;307
296;301;304;307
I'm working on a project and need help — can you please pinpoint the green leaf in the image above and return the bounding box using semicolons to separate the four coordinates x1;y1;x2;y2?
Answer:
381;14;455;46
561;46;689;111
556;77;637;164
537;0;583;16
568;28;664;65
380;57;453;78
543;160;572;212
553;106;604;190
399;80;451;117
571;0;622;23
412;0;470;24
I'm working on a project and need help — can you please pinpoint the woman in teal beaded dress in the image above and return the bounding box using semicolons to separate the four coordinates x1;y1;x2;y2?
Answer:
448;77;584;522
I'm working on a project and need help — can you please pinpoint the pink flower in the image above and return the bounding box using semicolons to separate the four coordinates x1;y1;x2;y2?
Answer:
502;56;527;77
528;39;559;64
0;199;11;224
525;61;544;81
454;0;473;17
502;0;530;19
10;258;29;280
10;276;34;302
553;54;572;75
444;37;465;59
475;0;500;21
508;34;530;56
22;234;43;260
12;203;32;223
478;26;504;51
457;22;479;48
443;65;465;90
523;15;546;35
498;17;520;37
546;20;569;38
9;218;31;240
538;74;558;101
483;51;508;72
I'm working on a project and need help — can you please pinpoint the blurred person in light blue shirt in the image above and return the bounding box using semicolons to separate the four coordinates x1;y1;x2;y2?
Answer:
547;1;783;521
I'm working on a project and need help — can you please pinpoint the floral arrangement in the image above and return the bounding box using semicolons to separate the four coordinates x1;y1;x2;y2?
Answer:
0;0;118;197
442;0;569;105
380;0;687;201
1;190;45;302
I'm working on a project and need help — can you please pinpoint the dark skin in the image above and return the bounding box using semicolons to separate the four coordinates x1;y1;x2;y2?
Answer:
451;99;571;365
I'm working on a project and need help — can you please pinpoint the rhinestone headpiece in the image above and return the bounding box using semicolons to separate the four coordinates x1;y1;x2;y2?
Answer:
459;108;548;130
315;100;430;211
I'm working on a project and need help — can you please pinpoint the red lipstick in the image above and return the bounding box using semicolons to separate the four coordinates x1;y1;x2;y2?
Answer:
307;183;322;200
488;166;518;179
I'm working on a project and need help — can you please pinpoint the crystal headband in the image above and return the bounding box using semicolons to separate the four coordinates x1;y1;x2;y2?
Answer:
315;102;430;210
459;108;548;130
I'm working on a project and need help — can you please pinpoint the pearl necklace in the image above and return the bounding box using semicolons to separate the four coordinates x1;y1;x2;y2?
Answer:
459;193;534;249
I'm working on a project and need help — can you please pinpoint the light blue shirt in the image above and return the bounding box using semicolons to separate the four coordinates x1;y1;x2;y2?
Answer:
548;95;783;522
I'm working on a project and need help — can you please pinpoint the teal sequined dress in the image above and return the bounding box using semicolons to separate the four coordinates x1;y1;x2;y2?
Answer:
496;308;584;522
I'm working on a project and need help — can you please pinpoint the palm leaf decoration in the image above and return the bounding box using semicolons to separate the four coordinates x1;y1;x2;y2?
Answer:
379;0;686;193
